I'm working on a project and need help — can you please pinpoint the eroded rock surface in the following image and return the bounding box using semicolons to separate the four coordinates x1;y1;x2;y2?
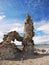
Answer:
0;31;23;60
0;14;34;60
3;31;23;42
23;14;34;54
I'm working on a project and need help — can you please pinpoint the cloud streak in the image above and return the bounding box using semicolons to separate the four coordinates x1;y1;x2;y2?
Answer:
0;15;6;20
0;18;49;44
9;23;24;33
37;22;49;34
34;20;49;44
0;19;24;42
33;35;49;44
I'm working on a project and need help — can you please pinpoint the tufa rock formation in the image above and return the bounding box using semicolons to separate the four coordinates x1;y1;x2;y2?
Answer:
24;14;34;39
0;14;34;60
0;31;23;60
22;14;34;55
3;31;23;42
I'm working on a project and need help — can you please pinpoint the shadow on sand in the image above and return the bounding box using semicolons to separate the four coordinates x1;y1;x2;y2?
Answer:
0;52;49;61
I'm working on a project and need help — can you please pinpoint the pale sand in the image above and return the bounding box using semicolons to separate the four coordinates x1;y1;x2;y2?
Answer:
0;54;49;65
0;49;49;65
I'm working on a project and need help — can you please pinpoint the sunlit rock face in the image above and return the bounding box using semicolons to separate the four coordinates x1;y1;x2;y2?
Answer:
24;14;34;39
23;14;34;54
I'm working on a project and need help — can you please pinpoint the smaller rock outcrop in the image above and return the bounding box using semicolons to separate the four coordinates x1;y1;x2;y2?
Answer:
0;31;23;60
3;31;23;42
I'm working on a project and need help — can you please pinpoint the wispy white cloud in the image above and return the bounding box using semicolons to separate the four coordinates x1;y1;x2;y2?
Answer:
0;31;4;42
9;23;24;33
0;32;4;37
37;22;49;34
0;19;24;33
0;19;24;42
34;20;48;30
0;19;49;44
34;20;49;44
33;35;49;44
0;15;6;20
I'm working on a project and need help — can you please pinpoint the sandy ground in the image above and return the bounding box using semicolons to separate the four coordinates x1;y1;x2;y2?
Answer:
0;49;49;65
0;53;49;65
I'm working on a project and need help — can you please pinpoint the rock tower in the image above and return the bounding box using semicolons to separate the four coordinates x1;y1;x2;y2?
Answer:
23;14;34;55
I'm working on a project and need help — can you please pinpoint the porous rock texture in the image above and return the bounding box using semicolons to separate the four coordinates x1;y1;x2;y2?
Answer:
23;14;34;55
0;14;34;60
0;31;23;60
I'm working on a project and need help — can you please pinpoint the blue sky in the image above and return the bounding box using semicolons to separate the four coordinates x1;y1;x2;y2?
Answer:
0;0;49;21
0;0;49;44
